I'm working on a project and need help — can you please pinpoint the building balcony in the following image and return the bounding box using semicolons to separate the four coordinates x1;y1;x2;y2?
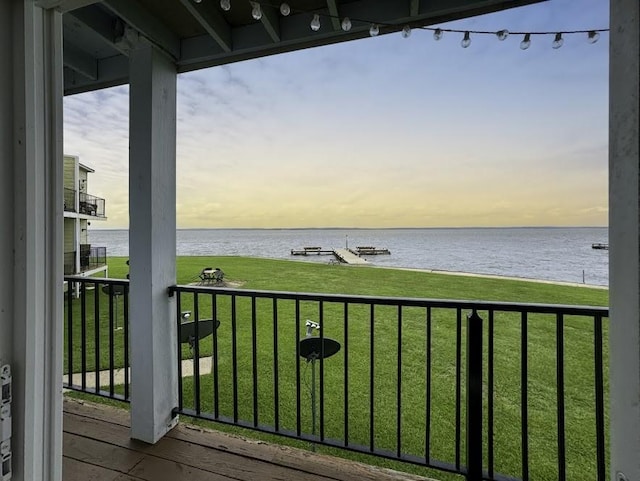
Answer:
64;246;107;275
63;277;609;481
63;187;106;218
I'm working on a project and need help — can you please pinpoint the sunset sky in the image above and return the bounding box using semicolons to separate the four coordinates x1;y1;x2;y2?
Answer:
64;0;609;229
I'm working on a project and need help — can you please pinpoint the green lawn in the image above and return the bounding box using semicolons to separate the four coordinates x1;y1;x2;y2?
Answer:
65;256;609;481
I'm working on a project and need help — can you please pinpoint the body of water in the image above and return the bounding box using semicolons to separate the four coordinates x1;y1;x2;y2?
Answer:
89;227;609;286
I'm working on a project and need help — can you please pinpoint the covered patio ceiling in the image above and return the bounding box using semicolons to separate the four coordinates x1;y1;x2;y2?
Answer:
37;0;545;95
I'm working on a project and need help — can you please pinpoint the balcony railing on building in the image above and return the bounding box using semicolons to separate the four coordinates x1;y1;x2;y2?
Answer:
64;246;107;274
63;277;609;481
63;188;106;218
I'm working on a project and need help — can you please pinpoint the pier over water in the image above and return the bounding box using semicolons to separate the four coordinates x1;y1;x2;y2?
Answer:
290;245;390;265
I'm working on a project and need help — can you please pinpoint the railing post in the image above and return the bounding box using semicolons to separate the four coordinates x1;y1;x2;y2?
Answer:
467;310;483;481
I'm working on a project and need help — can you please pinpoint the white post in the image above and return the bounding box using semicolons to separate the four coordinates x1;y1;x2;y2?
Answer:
0;1;64;481
128;42;179;444
609;2;640;481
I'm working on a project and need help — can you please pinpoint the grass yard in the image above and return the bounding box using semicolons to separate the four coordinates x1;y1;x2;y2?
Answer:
65;256;609;481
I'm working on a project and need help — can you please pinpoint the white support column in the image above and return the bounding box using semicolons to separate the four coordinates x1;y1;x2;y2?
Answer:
609;2;640;481
128;42;178;444
0;1;64;481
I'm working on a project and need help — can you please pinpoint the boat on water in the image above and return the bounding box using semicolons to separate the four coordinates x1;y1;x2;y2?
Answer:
592;243;609;250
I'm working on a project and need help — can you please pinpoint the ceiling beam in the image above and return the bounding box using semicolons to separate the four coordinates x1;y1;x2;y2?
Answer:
35;0;100;12
66;8;131;57
177;0;232;52
326;0;341;31
103;0;180;59
63;42;98;79
259;3;281;43
410;0;420;16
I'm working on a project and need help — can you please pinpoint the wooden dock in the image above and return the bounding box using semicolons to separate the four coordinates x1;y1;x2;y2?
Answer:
290;245;391;265
354;246;391;255
291;247;335;255
333;248;369;265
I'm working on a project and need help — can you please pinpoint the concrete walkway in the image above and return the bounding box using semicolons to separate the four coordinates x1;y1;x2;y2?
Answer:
63;356;213;389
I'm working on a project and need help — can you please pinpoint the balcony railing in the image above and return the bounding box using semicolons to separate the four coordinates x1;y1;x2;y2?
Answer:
64;247;107;274
63;277;609;481
64;189;106;217
79;192;106;217
64;277;130;401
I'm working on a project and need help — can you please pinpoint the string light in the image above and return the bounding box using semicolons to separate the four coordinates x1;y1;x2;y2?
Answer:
461;31;471;48
250;2;262;20
520;33;531;50
552;32;564;49
310;13;321;31
192;0;607;50
496;29;509;41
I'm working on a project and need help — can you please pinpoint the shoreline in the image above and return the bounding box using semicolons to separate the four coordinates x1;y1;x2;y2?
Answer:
221;255;610;290
367;264;608;289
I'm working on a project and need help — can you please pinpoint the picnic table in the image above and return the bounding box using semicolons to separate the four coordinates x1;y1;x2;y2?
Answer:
199;267;224;284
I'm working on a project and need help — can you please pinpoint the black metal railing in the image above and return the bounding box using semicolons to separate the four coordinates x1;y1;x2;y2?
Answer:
81;245;107;271
64;276;130;402
64;247;107;274
168;285;609;481
61;277;609;480
64;187;76;212
79;191;106;217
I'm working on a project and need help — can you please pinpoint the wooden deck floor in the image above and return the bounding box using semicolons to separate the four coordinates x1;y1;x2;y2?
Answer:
63;398;434;481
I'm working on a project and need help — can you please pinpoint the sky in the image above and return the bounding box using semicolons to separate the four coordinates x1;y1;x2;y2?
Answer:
63;0;609;229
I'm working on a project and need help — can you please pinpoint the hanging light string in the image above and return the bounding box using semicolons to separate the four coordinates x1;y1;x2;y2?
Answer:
197;0;608;49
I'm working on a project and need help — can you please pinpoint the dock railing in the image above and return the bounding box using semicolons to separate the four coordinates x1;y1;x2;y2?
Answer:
62;276;608;481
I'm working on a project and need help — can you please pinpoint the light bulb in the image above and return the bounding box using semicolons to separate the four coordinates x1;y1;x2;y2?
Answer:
552;32;563;49
251;2;262;20
279;3;290;16
588;31;600;44
193;0;202;3
520;33;531;50
369;24;379;37
496;29;509;41
341;17;352;32
310;14;321;31
461;31;471;48
433;28;443;41
401;25;411;38
220;0;230;11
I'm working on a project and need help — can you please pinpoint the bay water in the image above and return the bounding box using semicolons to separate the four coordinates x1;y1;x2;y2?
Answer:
89;227;609;286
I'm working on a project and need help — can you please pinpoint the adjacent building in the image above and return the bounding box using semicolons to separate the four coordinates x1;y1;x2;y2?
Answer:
63;154;108;279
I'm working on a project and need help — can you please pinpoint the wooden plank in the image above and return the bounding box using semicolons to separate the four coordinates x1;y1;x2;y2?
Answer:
168;424;430;481
64;399;131;427
63;400;432;481
128;457;230;481
64;411;328;481
137;436;331;481
64;432;145;473
62;457;122;481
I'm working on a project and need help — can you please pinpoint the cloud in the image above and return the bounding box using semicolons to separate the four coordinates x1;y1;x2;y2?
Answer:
64;0;609;229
